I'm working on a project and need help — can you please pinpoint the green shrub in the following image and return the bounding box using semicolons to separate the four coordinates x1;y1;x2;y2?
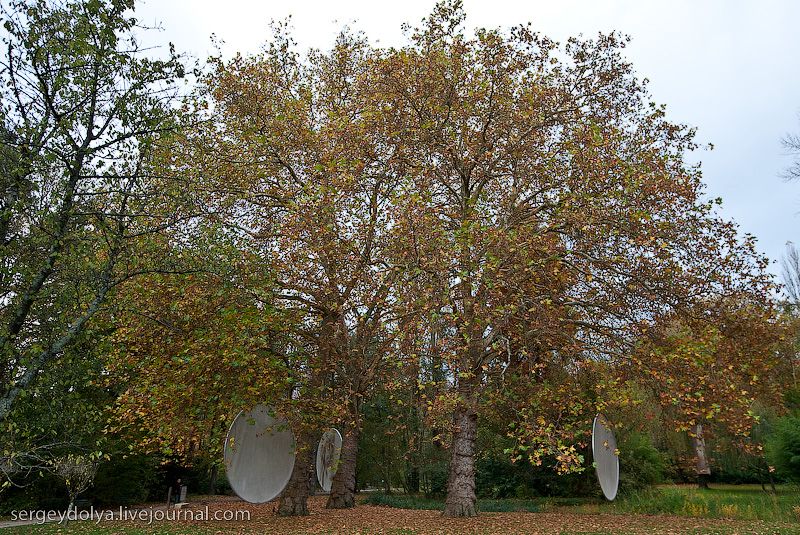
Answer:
425;467;448;498
710;444;769;485
182;457;227;496
361;492;540;513
476;457;533;499
476;452;596;499
0;473;69;514
361;492;441;510
617;432;665;493
90;454;160;506
783;386;800;412
766;414;800;482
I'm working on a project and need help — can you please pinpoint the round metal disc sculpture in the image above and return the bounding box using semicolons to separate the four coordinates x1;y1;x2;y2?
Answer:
223;404;295;503
592;413;619;501
316;428;343;492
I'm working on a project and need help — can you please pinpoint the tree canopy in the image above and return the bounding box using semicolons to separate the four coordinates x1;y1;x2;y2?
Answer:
0;0;792;520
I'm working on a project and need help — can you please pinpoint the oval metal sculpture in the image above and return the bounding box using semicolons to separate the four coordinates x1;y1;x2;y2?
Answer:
316;428;343;492
224;404;295;503
592;413;619;501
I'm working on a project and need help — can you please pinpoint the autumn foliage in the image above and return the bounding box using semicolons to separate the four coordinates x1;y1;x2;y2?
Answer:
93;0;790;519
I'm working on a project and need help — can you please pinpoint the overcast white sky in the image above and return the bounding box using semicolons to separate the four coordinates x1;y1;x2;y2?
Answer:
135;0;800;280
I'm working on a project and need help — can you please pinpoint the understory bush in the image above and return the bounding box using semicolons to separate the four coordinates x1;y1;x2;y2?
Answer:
474;431;664;499
766;415;800;483
361;492;540;512
89;454;161;506
617;432;666;493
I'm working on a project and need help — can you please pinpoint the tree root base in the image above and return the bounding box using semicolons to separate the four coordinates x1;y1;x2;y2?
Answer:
326;494;356;509
277;498;309;516
443;502;477;517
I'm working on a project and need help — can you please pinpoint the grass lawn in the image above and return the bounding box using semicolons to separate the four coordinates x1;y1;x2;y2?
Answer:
594;484;800;522
362;483;800;523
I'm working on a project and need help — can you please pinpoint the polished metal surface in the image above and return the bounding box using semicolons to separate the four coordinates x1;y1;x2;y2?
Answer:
316;428;343;492
223;404;295;503
592;413;619;501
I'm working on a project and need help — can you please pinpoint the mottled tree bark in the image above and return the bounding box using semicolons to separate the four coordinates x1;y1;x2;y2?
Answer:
277;312;338;515
208;464;218;495
327;421;360;508
277;433;315;516
692;423;711;489
443;405;478;517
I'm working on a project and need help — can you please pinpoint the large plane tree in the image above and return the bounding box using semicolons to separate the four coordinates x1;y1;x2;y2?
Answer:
376;1;774;516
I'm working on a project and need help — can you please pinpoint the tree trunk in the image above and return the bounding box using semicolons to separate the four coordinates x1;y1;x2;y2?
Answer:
277;433;315;516
60;499;75;525
407;465;420;494
208;464;218;495
327;422;360;509
691;423;711;489
443;405;478;517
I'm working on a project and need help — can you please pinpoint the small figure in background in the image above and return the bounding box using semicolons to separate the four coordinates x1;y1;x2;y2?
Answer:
171;478;182;505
